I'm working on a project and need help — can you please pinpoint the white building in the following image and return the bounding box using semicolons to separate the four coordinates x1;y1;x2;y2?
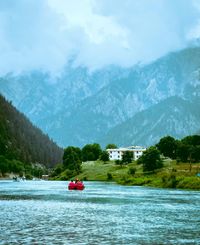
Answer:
107;146;146;161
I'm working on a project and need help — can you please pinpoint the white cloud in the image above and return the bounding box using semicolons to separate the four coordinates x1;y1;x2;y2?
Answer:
0;0;199;75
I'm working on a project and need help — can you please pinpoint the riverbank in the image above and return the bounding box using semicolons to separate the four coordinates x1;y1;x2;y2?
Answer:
69;159;200;190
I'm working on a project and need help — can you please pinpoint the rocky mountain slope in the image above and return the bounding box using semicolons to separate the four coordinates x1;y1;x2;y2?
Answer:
99;96;200;147
0;46;200;147
49;47;200;146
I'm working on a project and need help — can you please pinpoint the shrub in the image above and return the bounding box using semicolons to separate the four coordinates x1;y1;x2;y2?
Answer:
128;167;136;175
107;172;112;180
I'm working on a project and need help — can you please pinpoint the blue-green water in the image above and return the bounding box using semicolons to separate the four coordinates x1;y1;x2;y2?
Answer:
0;181;200;244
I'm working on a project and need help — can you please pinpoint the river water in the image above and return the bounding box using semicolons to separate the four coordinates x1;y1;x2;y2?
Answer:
0;181;200;245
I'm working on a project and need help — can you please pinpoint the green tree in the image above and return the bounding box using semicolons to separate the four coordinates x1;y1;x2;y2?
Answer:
0;155;8;176
122;151;133;164
176;143;189;162
191;146;200;162
106;144;117;149
115;159;123;167
82;143;102;161
137;146;163;172
63;146;82;173
181;135;200;146
100;150;109;163
52;163;64;176
156;136;177;159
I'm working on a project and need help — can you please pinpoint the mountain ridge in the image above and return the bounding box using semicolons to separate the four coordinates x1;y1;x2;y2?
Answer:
1;46;200;147
98;96;200;147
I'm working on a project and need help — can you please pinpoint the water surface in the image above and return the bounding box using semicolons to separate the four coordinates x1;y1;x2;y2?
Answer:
0;180;200;244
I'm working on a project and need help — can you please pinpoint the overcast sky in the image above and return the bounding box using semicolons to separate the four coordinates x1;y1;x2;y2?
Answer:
0;0;200;75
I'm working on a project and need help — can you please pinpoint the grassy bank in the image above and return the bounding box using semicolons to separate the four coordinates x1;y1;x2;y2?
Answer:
72;159;200;190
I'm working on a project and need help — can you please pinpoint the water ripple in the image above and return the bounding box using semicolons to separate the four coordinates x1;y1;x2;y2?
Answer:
0;181;200;244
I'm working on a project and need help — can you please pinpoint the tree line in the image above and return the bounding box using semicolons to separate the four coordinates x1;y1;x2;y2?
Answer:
52;143;115;179
0;94;63;177
137;135;200;172
57;135;200;179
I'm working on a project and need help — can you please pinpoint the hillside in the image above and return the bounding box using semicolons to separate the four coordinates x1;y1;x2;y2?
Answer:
99;96;200;147
0;94;63;167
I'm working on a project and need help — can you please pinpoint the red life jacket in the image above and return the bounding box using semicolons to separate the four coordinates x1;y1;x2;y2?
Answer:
68;182;76;190
76;181;85;190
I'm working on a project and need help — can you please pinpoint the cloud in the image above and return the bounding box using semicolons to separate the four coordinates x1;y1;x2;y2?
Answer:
0;0;199;75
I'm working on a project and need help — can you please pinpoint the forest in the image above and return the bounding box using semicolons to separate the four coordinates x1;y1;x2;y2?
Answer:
0;94;63;177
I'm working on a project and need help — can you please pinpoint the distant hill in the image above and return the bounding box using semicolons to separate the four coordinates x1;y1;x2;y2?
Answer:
0;94;63;167
99;96;200;147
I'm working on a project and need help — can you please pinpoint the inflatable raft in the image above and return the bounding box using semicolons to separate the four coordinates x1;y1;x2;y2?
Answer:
68;181;85;190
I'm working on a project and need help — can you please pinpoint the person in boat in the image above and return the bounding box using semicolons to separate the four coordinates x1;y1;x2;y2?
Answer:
68;180;76;190
68;178;85;190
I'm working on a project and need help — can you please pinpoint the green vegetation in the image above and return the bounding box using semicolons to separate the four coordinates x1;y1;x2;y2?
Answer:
51;135;200;190
106;144;117;149
78;159;200;190
82;143;102;161
0;94;63;178
157;135;200;163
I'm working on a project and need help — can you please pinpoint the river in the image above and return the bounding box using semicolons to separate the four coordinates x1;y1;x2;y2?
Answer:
0;180;200;244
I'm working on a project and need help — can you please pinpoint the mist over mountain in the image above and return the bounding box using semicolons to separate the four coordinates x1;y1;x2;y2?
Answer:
0;46;200;147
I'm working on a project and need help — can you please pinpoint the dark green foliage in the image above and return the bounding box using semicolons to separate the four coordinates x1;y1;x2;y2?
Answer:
105;144;117;149
190;145;200;162
176;135;200;163
107;172;112;180
156;136;177;159
161;173;177;188
52;163;64;176
181;135;200;146
156;135;200;164
0;153;46;178
0;94;63;169
138;146;163;172
128;167;136;175
115;159;123;166
82;143;102;161
122;151;133;164
0;155;8;175
63;146;82;173
100;150;109;163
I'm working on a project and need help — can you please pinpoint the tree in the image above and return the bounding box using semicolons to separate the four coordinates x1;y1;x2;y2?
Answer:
0;155;8;176
137;146;163;172
181;135;200;146
176;142;189;162
82;143;102;161
106;144;117;149
115;159;123;167
100;150;109;163
122;151;133;164
63;146;82;173
156;136;177;159
191;146;200;162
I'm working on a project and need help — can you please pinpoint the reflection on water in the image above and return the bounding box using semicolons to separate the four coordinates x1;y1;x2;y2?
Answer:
0;181;200;244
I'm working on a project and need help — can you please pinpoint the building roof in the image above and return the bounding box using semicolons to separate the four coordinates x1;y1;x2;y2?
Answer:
107;145;146;151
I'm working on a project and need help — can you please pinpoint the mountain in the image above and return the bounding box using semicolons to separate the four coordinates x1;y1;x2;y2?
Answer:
0;46;200;147
99;96;200;147
0;94;63;167
48;46;200;146
0;64;130;146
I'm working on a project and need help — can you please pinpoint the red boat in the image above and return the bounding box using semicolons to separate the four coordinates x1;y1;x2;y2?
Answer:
68;181;85;190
